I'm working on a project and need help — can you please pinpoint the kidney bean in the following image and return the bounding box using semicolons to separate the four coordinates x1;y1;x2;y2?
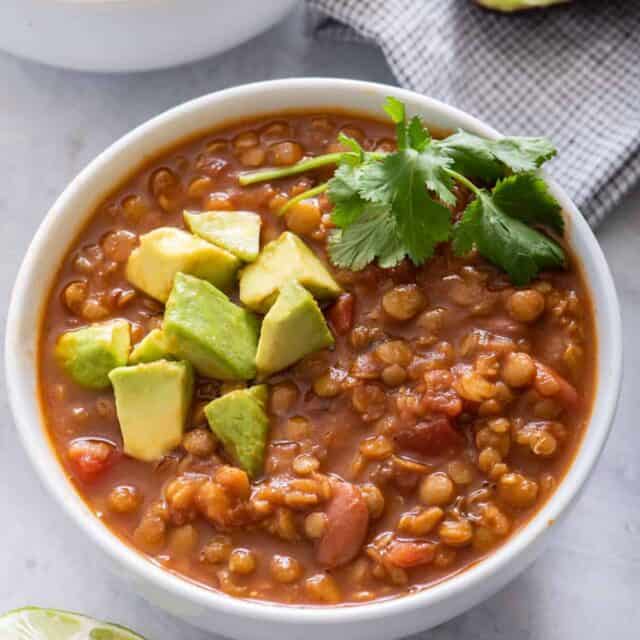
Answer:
316;481;369;568
327;293;355;335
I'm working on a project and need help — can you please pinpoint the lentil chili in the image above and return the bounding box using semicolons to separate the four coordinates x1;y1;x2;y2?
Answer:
39;110;596;605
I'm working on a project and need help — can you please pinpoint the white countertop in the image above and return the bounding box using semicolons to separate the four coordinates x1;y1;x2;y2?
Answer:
1;6;638;639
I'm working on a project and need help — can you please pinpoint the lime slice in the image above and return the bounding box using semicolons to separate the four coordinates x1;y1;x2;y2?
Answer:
0;607;146;640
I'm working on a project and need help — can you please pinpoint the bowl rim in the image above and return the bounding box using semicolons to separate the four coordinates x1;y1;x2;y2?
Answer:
5;77;623;625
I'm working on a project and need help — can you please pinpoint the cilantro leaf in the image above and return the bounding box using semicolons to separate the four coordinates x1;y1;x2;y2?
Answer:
328;207;405;271
358;147;457;207
383;97;408;149
490;137;557;172
384;97;431;153
337;133;364;162
326;134;371;228
327;164;366;228
492;173;564;233
436;130;556;181
357;149;453;263
383;96;405;123
452;190;565;285
408;116;430;151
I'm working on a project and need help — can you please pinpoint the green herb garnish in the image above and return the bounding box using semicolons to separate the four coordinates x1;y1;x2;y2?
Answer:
238;97;566;284
436;129;557;181
451;173;565;285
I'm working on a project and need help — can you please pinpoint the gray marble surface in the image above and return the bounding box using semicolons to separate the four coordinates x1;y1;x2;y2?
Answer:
1;5;638;639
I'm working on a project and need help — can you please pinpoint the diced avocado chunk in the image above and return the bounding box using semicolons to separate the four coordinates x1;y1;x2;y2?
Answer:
184;210;261;262
205;385;269;478
54;319;130;389
239;231;342;313
126;227;241;302
256;280;334;377
129;328;173;364
109;360;193;462
164;273;260;380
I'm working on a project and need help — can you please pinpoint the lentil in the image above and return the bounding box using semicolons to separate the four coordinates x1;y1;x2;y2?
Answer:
270;555;302;584
502;352;537;388
419;473;455;506
304;512;328;540
228;548;257;575
382;285;426;321
305;574;341;604
107;485;142;514
507;290;546;323
182;428;217;457
438;519;473;547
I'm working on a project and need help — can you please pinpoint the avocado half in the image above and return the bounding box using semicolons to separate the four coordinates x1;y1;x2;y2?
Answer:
476;0;569;11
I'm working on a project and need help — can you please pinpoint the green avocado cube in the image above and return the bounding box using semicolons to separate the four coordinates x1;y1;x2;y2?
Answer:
239;231;342;313
129;328;173;364
205;385;269;478
184;210;261;262
109;360;194;462
164;273;260;380
126;227;241;302
256;280;334;377
54;319;130;389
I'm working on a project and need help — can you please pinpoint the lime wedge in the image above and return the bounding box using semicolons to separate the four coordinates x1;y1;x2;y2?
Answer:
0;607;146;639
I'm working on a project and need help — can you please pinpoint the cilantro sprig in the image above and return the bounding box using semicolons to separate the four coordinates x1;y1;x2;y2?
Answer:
338;99;454;265
450;172;565;285
238;97;566;284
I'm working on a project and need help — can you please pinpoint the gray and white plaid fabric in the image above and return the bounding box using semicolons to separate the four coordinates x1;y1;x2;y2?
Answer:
307;0;640;227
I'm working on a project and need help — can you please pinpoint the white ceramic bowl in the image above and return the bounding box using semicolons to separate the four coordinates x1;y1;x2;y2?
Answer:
6;79;622;640
0;0;298;72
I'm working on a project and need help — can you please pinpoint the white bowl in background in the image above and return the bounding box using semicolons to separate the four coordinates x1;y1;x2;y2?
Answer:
0;0;298;72
5;79;622;639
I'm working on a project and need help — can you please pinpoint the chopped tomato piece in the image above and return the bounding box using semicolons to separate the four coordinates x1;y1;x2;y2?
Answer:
534;361;580;409
394;415;464;457
420;392;463;417
420;370;463;417
386;540;436;568
317;481;369;569
67;439;116;482
327;293;355;335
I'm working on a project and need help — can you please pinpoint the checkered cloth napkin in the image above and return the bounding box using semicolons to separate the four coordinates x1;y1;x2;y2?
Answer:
307;0;640;227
